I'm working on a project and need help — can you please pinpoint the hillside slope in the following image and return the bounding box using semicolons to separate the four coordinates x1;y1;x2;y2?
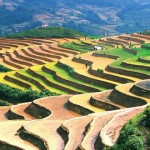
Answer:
0;29;149;149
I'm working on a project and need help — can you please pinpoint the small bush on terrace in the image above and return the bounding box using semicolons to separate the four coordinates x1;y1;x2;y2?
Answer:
97;68;103;73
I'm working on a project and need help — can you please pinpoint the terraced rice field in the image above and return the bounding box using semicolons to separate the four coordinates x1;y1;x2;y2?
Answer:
0;33;150;149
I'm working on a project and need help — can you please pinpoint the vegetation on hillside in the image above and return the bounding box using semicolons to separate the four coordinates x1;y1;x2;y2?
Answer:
6;27;86;38
0;84;59;105
0;65;12;72
108;105;150;150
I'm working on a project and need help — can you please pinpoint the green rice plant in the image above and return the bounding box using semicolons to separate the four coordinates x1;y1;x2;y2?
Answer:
59;42;94;53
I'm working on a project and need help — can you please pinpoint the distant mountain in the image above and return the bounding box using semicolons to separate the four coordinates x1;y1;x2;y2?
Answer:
0;0;150;36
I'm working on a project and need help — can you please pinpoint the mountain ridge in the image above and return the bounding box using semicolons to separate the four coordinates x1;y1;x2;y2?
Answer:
0;0;150;36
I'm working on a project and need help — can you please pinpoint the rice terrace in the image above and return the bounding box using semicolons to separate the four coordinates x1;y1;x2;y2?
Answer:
0;27;149;150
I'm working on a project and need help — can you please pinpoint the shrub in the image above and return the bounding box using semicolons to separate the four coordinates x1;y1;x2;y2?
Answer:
125;136;144;150
67;67;75;75
97;68;103;73
142;43;150;50
0;83;59;104
109;124;144;150
0;64;12;72
19;89;59;103
0;100;10;106
40;89;58;97
0;84;21;103
143;105;150;127
19;90;42;102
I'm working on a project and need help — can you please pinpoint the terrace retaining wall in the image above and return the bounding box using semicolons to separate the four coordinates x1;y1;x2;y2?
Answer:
88;67;133;84
15;72;46;90
119;36;145;44
42;66;99;92
6;109;25;120
25;102;51;119
57;61;116;89
49;45;78;55
27;69;81;94
14;50;44;65
8;54;32;67
121;61;150;71
109;89;147;107
40;46;68;57
92;53;119;60
0;141;23;150
130;85;150;98
25;48;53;62
28;48;61;59
19;127;48;150
66;100;93;116
4;75;31;89
3;56;24;69
89;96;119;111
106;65;150;79
138;57;150;63
123;48;138;55
72;57;93;66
